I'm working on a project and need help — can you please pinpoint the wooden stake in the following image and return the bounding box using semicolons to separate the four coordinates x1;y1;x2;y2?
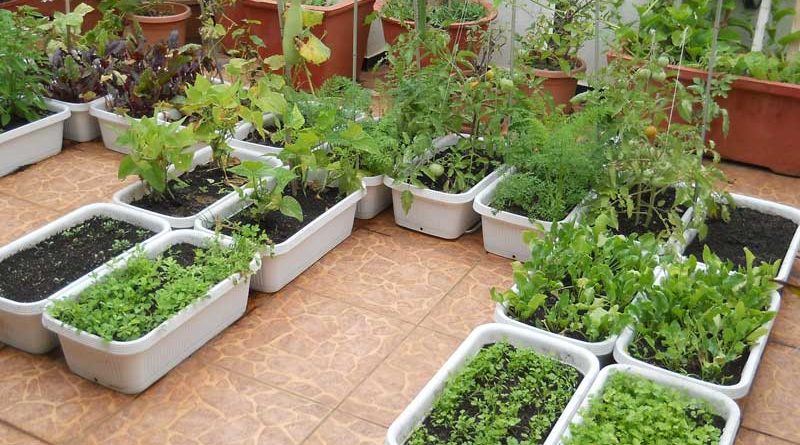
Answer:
751;0;772;52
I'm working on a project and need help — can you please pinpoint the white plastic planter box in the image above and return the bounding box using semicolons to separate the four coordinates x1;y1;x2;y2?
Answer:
556;365;741;445
42;230;259;394
45;96;104;142
474;169;584;260
357;174;392;219
228;120;284;155
0;203;170;354
614;280;780;399
113;147;281;229
385;323;600;445
680;192;800;285
89;100;136;154
156;110;249;153
195;186;365;293
0;101;70;177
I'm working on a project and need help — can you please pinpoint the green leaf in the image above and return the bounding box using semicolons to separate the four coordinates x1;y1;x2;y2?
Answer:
298;35;331;65
401;189;414;214
280;195;304;221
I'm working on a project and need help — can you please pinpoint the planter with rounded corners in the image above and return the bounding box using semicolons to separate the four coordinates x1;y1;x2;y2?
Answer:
0;203;170;354
0;101;70;177
357;174;392;219
45;96;105;142
384;323;600;445
473;168;584;260
89;100;137;153
42;230;260;393
556;364;741;445
132;1;192;46
228;119;284;155
195;186;365;293
113;146;282;229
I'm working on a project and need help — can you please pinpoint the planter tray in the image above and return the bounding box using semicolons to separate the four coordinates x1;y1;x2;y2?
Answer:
45;96;105;143
0;101;70;177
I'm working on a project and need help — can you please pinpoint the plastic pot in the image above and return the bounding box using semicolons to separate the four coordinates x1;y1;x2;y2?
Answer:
523;58;586;110
131;1;191;46
0;101;70;177
44;96;104;143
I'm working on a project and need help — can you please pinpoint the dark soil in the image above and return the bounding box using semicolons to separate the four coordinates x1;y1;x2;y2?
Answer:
0;217;154;303
222;188;342;244
614;188;686;237
245;126;283;148
163;243;200;268
0;110;55;133
684;207;797;269
132;164;245;218
632;338;750;385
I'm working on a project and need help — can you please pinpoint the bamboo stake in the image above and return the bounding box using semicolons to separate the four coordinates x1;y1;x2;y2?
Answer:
751;0;772;52
700;0;724;145
352;0;359;84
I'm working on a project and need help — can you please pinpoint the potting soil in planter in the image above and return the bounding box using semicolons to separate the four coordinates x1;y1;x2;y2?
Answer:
0;217;154;303
683;207;798;268
222;188;342;243
406;341;581;445
245;126;284;148
564;372;724;445
1;110;55;133
613;188;685;237
132;164;245;217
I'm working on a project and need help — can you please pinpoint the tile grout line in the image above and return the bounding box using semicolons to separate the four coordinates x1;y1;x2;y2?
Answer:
740;426;800;445
0;417;56;445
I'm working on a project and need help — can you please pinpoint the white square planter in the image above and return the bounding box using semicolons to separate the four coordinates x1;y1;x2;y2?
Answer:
556;364;741;445
356;174;392;219
474;168;584;260
385;323;600;445
45;96;104;142
0;101;70;177
89;100;136;154
41;230;260;394
0;203;170;354
195;186;365;293
680;192;800;285
113;147;281;229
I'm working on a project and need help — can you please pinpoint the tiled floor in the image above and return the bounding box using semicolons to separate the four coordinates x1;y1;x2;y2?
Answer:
0;141;798;445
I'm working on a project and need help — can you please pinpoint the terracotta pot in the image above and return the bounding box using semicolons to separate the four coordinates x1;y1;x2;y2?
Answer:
132;1;192;46
375;0;497;63
0;0;66;16
80;0;102;33
609;52;800;177
242;0;375;89
526;58;586;110
174;0;201;43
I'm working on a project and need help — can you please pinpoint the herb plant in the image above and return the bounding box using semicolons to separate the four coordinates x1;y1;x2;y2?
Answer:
229;160;304;223
564;372;723;445
627;247;779;384
491;216;659;343
380;0;488;28
407;341;580;445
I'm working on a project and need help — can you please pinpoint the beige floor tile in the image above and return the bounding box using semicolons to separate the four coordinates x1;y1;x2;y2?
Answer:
421;253;513;338
772;287;800;348
735;428;797;445
293;229;479;323
721;162;800;208
0;423;47;445
0;347;133;444
741;343;800;443
301;411;386;445
339;327;462;427
0;193;61;247
74;358;329;445
196;286;413;407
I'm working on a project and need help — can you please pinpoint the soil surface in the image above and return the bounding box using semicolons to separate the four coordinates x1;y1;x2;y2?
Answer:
245;126;283;148
223;188;343;244
417;152;498;193
0;110;55;133
512;291;592;342
132;164;245;218
684;207;797;268
163;243;200;268
632;338;750;386
0;217;155;303
614;188;685;237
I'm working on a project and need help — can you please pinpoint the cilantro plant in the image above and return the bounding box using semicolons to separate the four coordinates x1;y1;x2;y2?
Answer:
407;341;580;445
491;216;659;342
627;247;780;384
565;372;723;445
48;234;263;342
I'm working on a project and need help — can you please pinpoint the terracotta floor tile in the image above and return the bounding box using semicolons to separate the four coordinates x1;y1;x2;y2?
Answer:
196;287;413;407
0;423;47;445
735;428;797;445
339;327;462;427
0;193;61;247
0;145;130;213
293;229;479;323
741;343;800;443
0;347;133;444
420;254;513;338
721;162;800;208
353;209;396;236
301;411;386;445
74;358;330;445
772;287;800;348
788;258;800;288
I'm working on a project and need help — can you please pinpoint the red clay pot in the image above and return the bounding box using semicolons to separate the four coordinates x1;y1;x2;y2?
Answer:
375;0;496;62
80;0;101;33
132;1;191;46
242;0;375;89
523;57;586;110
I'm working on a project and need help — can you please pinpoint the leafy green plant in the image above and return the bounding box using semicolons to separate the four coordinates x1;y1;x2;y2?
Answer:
565;372;723;445
491;216;660;342
0;8;49;130
380;0;488;28
229;160;303;223
48;234;263;342
82;0;138;53
117;117;197;200
407;341;580;445
268;1;330;90
627;247;779;384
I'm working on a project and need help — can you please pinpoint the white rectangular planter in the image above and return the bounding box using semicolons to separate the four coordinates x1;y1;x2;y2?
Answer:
45;96;104;142
556;364;741;445
229;120;284;155
0;101;70;177
89;100;136;154
357;174;392;219
0;203;170;354
113;147;281;229
195;186;365;293
474;169;584;260
41;230;259;394
385;323;600;445
614;284;780;400
680;192;800;285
